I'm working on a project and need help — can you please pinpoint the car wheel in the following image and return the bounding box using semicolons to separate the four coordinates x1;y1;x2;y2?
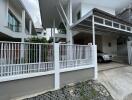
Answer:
98;57;104;63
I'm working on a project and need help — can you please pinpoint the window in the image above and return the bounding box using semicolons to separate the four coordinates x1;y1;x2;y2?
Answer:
127;26;131;31
94;17;103;24
105;20;112;26
113;23;119;28
120;25;125;30
77;11;81;20
8;10;20;32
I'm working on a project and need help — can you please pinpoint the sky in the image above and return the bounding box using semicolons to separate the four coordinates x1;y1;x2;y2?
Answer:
21;0;42;28
21;0;52;39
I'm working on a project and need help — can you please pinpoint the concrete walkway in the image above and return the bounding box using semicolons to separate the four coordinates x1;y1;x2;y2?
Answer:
98;62;127;71
98;63;132;100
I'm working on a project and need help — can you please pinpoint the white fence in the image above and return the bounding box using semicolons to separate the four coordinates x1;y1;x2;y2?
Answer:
0;41;97;88
0;42;54;77
59;44;93;69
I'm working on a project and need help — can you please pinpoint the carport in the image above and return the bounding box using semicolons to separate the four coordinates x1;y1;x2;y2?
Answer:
71;8;132;63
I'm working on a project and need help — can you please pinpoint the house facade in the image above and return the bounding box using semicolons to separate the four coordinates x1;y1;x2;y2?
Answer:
0;0;132;100
0;0;36;42
39;0;132;63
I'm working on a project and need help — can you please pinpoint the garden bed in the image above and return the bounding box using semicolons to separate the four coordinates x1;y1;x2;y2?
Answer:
24;80;113;100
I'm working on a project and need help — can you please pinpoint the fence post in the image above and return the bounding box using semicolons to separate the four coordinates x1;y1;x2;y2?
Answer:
54;43;60;90
39;44;41;71
20;39;25;63
92;45;98;80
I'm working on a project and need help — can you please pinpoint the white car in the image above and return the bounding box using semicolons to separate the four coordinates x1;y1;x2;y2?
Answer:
97;50;112;63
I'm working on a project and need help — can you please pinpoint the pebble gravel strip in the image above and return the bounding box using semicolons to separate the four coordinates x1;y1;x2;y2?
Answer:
24;80;114;100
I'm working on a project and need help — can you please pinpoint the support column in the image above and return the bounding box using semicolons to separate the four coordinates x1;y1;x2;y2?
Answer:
54;43;60;90
67;0;73;44
29;20;32;35
53;20;56;43
92;15;98;79
92;15;95;45
66;28;73;44
51;28;53;38
92;45;98;80
20;38;24;63
69;0;72;25
22;10;26;34
21;10;25;63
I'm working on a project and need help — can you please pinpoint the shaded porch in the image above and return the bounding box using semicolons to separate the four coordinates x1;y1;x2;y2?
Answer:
71;8;132;63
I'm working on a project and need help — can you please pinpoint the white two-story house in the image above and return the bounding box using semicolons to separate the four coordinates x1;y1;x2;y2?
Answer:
0;0;36;42
1;0;132;100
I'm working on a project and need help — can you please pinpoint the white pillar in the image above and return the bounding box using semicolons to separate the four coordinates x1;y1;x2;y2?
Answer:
92;16;98;79
92;45;98;80
22;10;25;34
53;20;56;43
29;20;32;35
66;28;73;44
21;10;25;62
20;38;25;63
69;0;72;25
51;28;53;37
54;43;60;90
92;15;95;45
67;0;73;44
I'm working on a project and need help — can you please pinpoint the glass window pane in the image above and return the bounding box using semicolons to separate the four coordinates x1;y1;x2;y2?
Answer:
105;20;112;26
113;23;119;28
121;25;125;30
95;17;103;24
8;10;20;32
127;27;131;31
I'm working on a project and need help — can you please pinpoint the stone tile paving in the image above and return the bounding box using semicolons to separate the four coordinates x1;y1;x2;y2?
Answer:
24;80;114;100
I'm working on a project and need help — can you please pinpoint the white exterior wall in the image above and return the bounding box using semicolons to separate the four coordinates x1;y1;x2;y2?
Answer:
81;3;115;17
102;34;117;55
72;2;115;24
72;3;82;23
0;0;8;27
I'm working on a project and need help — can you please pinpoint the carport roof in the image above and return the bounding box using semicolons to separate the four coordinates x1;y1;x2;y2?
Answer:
71;8;132;35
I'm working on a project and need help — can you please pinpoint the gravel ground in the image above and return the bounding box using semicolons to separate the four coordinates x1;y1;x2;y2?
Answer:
24;80;114;100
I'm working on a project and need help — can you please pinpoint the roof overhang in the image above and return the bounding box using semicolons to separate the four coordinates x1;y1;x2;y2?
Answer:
39;0;68;28
71;8;132;36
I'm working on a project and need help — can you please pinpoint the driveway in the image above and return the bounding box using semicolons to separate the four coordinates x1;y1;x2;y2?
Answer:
98;62;127;71
98;63;132;100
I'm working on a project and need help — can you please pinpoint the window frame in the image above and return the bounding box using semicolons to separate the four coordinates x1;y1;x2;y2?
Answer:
8;9;20;32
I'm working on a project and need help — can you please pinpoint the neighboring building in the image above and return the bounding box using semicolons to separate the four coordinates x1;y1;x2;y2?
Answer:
116;3;132;23
0;0;36;42
35;28;46;38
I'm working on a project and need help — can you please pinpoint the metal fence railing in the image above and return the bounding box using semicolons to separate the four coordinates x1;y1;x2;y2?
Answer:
0;41;96;82
0;42;54;77
59;44;92;69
